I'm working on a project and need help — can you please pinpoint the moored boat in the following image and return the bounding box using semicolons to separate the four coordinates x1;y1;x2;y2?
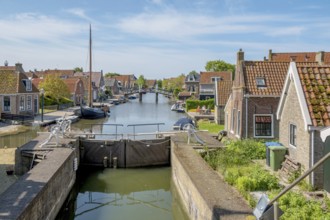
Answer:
80;106;106;119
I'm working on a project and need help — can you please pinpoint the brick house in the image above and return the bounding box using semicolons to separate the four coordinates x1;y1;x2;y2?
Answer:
0;63;39;116
215;80;232;125
185;72;200;96
111;75;137;93
199;71;232;100
74;71;105;101
63;78;85;105
277;62;330;190
104;78;120;96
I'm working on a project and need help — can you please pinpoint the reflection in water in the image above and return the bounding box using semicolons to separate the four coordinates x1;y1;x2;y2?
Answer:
0;125;40;148
57;168;189;220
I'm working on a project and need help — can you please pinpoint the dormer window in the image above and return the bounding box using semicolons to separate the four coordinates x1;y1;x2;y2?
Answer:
211;77;222;82
256;77;266;88
23;79;32;91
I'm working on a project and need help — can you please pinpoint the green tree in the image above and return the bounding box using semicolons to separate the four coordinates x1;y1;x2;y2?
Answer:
74;67;83;72
137;75;146;89
157;80;162;90
39;75;70;104
105;72;120;77
205;60;235;74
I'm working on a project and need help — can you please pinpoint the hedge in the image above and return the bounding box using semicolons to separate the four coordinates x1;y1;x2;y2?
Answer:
186;99;214;111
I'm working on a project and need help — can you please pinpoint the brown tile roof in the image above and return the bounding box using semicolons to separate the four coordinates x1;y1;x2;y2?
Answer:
63;78;81;93
0;66;16;71
243;61;290;96
269;51;330;64
74;72;103;87
0;68;39;94
296;64;330;126
146;79;156;88
217;80;233;106
199;71;232;84
35;69;75;78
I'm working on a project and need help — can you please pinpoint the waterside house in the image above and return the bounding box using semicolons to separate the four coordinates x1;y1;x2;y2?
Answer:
277;62;330;191
225;49;317;139
199;71;232;100
0;63;39;116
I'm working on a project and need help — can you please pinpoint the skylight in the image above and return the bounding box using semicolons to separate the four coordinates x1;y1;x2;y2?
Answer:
256;77;266;88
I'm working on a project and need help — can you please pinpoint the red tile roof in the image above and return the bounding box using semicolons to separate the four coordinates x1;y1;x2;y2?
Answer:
217;80;233;106
63;78;81;93
199;71;232;84
296;64;330;126
35;69;75;78
269;51;330;64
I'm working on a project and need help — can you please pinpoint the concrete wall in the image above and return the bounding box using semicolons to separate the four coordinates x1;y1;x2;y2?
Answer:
0;145;79;220
171;134;252;220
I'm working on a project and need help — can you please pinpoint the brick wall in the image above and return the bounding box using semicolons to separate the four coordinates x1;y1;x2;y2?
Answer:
279;81;324;188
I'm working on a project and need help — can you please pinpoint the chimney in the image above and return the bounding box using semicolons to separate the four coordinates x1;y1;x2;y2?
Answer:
268;49;273;61
316;51;325;64
15;63;24;73
237;48;244;63
290;56;297;62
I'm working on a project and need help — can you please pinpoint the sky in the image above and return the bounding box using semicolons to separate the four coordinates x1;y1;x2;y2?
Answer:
0;0;329;79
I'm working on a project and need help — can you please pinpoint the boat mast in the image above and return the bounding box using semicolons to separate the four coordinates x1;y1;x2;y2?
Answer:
89;24;93;107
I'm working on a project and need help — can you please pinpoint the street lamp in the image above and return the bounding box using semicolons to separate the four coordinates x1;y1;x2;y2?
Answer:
40;88;44;122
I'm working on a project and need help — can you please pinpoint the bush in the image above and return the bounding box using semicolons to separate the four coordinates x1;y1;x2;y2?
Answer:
186;99;214;111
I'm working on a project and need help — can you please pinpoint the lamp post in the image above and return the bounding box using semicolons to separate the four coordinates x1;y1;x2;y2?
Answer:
40;88;44;122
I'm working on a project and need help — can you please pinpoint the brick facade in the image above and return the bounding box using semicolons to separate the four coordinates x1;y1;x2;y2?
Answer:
279;79;324;188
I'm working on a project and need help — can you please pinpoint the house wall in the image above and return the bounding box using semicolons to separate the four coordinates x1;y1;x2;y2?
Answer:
215;105;225;125
278;81;320;186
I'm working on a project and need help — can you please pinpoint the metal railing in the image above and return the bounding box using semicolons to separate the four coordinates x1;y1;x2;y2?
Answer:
127;123;165;140
268;152;330;220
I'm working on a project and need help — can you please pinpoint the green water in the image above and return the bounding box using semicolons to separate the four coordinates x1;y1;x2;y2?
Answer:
61;167;189;220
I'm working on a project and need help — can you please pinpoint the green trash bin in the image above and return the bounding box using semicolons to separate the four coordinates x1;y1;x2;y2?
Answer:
269;146;287;171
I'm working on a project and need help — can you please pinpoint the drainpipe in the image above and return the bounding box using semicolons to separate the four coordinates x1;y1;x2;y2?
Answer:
311;129;315;187
245;97;248;138
308;125;323;188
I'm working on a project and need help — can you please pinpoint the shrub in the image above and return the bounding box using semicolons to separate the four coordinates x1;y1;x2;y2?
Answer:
186;99;214;111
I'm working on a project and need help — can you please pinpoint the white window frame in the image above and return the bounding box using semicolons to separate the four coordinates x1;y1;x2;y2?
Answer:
289;123;297;148
253;114;274;138
27;95;32;110
256;77;266;88
211;77;221;82
231;108;236;133
3;96;10;112
25;80;32;91
19;96;25;111
236;110;241;137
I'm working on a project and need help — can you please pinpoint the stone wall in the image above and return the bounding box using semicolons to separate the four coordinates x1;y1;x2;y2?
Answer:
0;145;79;220
171;134;252;220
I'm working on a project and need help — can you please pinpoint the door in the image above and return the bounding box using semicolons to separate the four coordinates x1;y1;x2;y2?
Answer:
34;95;38;115
324;136;330;193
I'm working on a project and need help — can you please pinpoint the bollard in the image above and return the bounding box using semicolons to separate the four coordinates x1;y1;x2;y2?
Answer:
103;157;108;168
113;157;118;168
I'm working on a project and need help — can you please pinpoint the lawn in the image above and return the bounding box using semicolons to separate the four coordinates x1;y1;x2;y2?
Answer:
197;119;224;134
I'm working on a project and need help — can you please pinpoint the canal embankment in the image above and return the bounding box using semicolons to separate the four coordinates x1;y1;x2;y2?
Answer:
171;132;253;220
0;134;79;220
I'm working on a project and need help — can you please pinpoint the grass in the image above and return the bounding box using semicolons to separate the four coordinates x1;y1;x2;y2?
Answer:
197;119;224;134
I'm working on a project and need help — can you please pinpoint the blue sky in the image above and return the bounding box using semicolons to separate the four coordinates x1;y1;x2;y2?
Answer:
0;0;329;79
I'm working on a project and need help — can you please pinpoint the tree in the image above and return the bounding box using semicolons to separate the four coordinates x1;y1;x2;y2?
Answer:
105;72;120;78
137;75;146;89
38;75;70;104
205;60;235;73
157;80;162;90
74;67;83;72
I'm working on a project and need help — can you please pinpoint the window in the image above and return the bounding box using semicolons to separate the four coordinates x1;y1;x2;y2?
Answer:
23;79;32;91
231;108;236;132
3;96;10;111
27;95;32;110
254;115;273;137
236;110;241;136
290;124;297;147
19;96;25;111
256;77;266;88
211;77;222;82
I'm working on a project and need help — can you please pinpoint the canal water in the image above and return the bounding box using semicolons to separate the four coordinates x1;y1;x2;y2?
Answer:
58;93;190;220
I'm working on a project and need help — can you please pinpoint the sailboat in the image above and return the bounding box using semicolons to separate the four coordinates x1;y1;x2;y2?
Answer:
80;25;108;119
